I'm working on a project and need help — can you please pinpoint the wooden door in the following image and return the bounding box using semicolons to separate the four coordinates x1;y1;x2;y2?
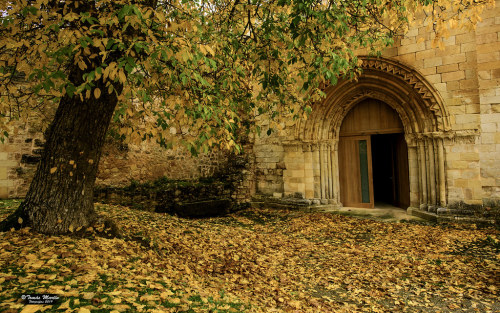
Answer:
339;135;374;208
394;134;410;209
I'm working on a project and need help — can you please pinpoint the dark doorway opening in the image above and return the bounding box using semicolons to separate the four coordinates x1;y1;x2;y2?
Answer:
338;98;411;209
370;133;410;209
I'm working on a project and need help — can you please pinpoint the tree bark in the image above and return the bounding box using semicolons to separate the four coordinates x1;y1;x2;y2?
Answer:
0;77;121;235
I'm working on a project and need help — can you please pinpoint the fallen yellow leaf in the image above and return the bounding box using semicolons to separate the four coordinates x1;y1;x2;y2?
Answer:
20;305;45;313
58;299;71;310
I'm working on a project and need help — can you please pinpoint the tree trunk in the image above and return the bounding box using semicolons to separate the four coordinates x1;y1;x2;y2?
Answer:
0;79;120;235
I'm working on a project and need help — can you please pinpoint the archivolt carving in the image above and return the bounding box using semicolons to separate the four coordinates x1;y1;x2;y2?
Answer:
361;57;447;120
296;56;451;141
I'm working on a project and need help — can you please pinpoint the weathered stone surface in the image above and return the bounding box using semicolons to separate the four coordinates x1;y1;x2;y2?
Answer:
95;179;231;215
20;154;41;165
172;199;232;218
154;181;229;214
93;148;254;216
34;139;44;147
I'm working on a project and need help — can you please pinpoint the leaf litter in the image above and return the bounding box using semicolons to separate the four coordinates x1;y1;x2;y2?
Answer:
0;201;498;312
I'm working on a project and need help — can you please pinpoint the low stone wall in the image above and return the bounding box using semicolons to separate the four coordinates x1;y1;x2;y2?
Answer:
95;179;238;217
94;148;255;217
96;177;222;203
96;140;231;187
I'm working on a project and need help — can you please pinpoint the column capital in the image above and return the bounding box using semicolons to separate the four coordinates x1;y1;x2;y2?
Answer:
302;143;313;152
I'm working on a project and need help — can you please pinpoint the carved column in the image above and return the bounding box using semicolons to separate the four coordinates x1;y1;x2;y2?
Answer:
423;139;436;206
303;144;314;199
427;138;437;205
330;142;339;204
417;140;428;208
437;138;446;207
326;143;333;200
312;144;321;198
406;135;420;208
319;144;327;199
322;143;331;199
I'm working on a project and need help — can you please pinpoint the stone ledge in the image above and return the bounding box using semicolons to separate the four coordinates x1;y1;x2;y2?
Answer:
251;200;314;211
407;207;497;225
251;195;341;211
251;201;342;212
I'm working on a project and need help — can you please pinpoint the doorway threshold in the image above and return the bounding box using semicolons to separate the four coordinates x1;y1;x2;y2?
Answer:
320;203;424;222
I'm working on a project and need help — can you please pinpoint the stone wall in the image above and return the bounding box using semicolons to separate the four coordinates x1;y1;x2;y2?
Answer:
0;128;256;203
381;1;500;205
252;1;500;210
96;140;229;187
476;4;500;203
0;122;45;198
96;140;256;205
253;138;285;196
94;145;255;215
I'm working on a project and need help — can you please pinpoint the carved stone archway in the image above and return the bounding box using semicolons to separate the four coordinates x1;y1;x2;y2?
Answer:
283;57;451;209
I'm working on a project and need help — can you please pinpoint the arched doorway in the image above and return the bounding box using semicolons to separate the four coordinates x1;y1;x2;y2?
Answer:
338;99;410;209
285;56;451;210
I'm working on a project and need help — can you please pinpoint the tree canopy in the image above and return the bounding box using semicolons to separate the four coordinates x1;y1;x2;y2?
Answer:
1;0;493;152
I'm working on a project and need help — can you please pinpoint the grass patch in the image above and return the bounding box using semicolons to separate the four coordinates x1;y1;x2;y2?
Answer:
0;199;21;214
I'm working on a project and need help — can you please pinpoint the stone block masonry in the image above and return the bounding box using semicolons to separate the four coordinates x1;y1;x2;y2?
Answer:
248;1;500;223
1;132;256;206
0;123;45;198
94;147;255;216
477;1;500;203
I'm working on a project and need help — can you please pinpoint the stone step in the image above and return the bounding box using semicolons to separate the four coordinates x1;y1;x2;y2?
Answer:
408;207;496;225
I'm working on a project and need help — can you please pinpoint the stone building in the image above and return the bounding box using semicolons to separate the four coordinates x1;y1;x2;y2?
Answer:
253;2;500;215
1;2;499;219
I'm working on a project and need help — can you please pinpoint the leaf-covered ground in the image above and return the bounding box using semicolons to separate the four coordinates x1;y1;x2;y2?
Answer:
0;199;499;313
